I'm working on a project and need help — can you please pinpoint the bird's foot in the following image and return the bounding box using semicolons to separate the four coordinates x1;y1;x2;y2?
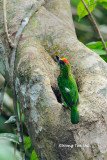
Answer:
62;103;69;109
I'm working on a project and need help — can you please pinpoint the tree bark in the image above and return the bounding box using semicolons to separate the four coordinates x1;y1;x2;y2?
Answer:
0;0;107;159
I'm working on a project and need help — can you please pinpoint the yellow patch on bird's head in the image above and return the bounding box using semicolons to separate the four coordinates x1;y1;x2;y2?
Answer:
60;58;69;66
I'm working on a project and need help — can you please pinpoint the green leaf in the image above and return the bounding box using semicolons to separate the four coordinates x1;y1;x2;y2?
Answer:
5;116;16;124
0;133;19;144
0;139;21;160
86;41;107;62
97;0;107;2
24;137;32;150
70;0;80;7
96;0;107;9
100;55;107;62
98;2;107;9
31;150;38;160
17;102;24;122
17;102;20;119
86;41;107;49
77;0;97;20
21;113;24;122
91;49;107;55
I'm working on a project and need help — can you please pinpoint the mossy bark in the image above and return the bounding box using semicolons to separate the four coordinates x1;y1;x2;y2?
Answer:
0;0;107;159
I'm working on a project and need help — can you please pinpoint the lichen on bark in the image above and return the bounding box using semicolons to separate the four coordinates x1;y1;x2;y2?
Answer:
0;0;107;160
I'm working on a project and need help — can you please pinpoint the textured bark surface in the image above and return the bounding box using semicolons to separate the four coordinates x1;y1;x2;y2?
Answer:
0;0;107;159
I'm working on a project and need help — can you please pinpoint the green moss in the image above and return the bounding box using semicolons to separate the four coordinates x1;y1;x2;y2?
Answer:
42;39;70;61
32;18;37;27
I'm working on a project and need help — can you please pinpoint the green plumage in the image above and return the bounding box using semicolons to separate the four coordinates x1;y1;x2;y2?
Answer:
57;58;80;124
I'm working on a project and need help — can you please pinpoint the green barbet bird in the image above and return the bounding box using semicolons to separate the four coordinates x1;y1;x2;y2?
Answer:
56;56;80;124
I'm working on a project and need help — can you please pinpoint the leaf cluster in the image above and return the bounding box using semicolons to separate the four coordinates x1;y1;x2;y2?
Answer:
77;0;107;20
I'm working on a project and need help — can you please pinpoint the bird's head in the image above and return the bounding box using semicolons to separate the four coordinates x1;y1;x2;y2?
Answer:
56;56;71;76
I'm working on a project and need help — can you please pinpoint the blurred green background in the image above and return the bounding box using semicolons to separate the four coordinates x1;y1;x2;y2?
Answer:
71;0;107;43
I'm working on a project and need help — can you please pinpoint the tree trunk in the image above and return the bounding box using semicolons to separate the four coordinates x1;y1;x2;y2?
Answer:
0;0;107;159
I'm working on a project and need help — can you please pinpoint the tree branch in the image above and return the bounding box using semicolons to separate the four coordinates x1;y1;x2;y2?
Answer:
10;0;45;82
0;81;7;113
3;0;14;48
1;0;107;159
2;0;45;159
0;39;10;79
12;84;25;159
9;1;45;159
81;0;107;55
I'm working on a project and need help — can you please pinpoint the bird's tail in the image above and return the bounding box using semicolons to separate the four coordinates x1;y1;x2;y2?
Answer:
71;106;79;124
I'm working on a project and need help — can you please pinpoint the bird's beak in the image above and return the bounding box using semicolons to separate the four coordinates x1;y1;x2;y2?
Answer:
56;56;61;62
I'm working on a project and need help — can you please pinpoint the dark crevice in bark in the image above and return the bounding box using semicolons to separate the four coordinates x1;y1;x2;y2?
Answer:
51;86;62;103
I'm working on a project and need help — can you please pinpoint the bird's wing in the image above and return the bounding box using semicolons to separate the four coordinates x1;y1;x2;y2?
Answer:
61;91;74;108
57;80;79;108
62;87;79;108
